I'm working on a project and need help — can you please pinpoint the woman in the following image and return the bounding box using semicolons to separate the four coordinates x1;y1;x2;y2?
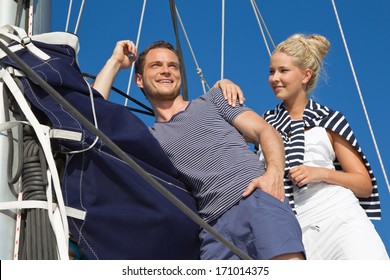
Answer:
260;33;388;259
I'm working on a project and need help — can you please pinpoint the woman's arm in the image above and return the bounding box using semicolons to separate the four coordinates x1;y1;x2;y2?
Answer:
289;130;372;198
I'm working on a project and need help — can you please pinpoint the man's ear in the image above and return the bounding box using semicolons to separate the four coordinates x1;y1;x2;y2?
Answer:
135;73;143;89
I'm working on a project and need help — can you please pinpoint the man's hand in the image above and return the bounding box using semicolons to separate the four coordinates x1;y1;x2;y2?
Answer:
242;168;285;201
111;40;138;70
92;40;137;100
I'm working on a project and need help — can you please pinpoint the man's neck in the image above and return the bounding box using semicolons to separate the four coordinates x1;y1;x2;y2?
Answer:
153;97;189;122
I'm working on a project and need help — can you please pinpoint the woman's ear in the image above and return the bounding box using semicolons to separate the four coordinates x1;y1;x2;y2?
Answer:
303;68;313;84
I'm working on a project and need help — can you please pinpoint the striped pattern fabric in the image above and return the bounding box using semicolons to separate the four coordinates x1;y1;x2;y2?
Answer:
262;99;381;220
150;88;265;223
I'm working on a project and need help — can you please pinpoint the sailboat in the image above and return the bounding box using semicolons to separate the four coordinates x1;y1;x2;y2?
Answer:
0;1;390;259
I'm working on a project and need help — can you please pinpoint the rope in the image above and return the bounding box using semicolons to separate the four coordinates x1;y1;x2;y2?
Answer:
1;68;69;259
63;80;100;154
18;127;57;259
27;0;33;36
124;0;147;107
250;0;275;56
175;6;210;94
83;73;154;115
331;0;390;193
220;0;225;80
3;81;24;195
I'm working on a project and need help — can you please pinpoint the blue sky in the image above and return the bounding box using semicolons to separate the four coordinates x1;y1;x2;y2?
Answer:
52;0;390;254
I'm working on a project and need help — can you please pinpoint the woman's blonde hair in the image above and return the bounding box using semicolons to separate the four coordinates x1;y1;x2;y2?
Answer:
273;34;330;93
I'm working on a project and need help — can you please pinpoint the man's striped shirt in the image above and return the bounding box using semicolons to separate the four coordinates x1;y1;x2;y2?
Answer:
150;88;265;223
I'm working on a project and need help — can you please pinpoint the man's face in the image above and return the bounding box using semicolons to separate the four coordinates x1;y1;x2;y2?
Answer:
136;48;181;101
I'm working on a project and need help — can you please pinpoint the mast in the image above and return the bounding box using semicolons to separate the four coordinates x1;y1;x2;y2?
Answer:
0;0;52;260
0;0;52;35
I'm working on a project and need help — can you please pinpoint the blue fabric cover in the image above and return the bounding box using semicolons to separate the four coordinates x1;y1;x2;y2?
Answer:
2;35;200;259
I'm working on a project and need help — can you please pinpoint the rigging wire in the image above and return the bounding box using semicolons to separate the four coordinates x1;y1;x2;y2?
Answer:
73;0;86;35
175;6;210;94
331;0;390;193
14;0;25;27
169;0;188;100
254;0;275;49
220;0;225;80
124;0;147;107
64;0;85;34
250;0;275;56
65;0;73;32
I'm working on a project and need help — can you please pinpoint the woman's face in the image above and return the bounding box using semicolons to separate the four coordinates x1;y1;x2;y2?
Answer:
268;52;310;102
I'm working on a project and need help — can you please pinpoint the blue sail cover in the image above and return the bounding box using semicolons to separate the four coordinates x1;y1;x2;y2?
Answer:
2;35;200;259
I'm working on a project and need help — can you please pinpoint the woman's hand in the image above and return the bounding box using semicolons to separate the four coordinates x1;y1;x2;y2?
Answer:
213;79;245;106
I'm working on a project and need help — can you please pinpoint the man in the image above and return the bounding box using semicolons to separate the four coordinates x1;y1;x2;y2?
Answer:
93;40;305;260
